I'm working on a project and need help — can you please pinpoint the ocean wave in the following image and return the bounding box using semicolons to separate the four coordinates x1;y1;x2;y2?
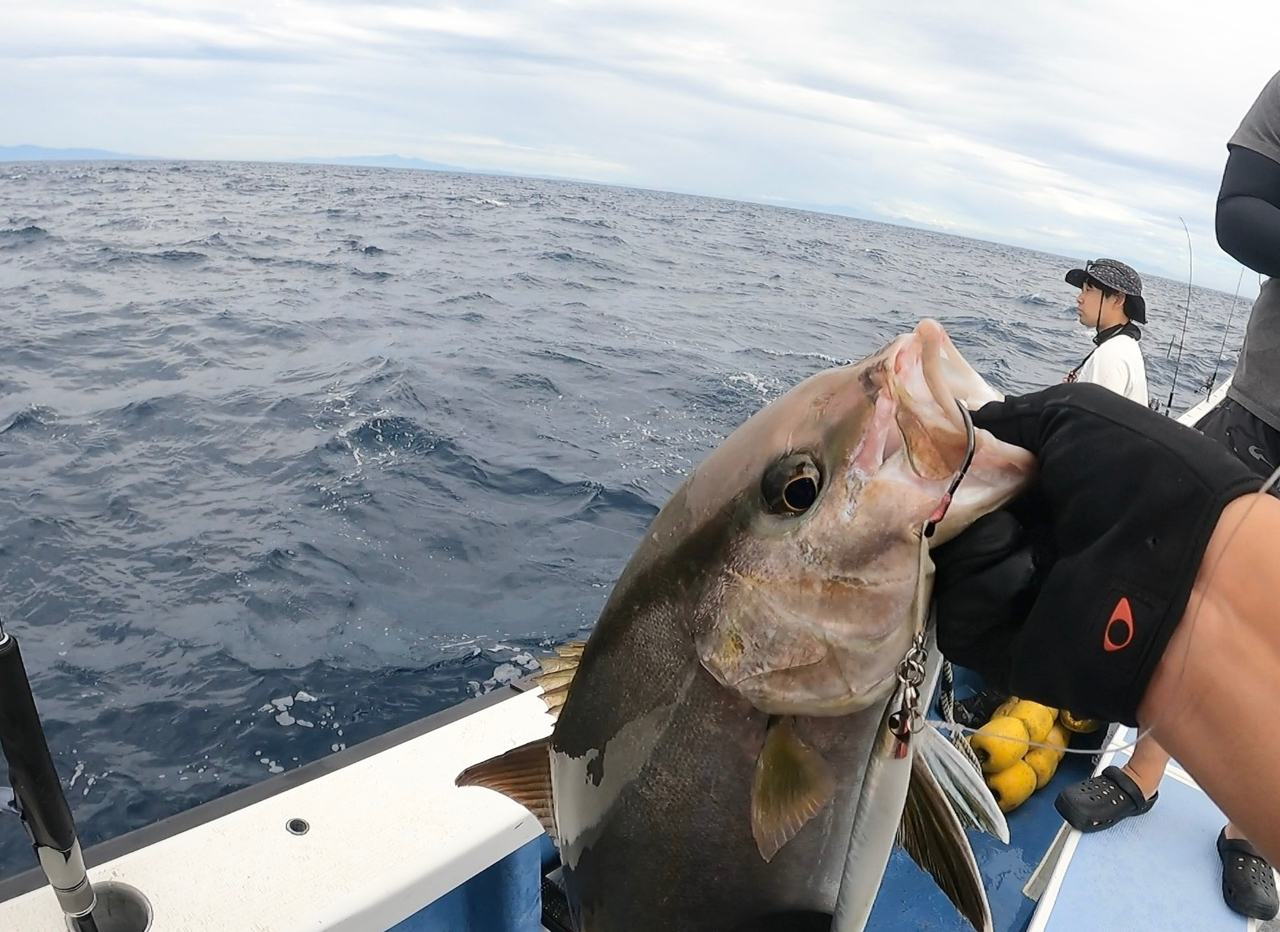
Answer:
91;246;207;265
439;291;502;305
447;195;509;208
0;404;58;434
529;348;609;372
0;225;50;248
755;347;853;367
340;415;447;457
501;371;560;395
537;249;615;271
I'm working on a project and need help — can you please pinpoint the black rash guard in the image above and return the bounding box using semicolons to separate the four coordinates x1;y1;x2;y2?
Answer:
1216;145;1280;279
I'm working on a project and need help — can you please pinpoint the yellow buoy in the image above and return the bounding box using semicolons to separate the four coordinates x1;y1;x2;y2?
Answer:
1023;746;1060;789
969;716;1030;774
986;759;1038;812
1005;700;1057;744
1043;723;1070;762
1059;710;1104;734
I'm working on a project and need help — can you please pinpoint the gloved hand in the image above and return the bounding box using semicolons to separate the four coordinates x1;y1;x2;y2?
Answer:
932;510;1038;693
933;382;1261;725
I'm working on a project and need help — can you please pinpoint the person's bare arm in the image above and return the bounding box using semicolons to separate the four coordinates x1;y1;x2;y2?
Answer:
1140;493;1280;866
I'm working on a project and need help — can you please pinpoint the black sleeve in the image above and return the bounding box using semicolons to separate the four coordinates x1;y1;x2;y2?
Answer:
1215;145;1280;278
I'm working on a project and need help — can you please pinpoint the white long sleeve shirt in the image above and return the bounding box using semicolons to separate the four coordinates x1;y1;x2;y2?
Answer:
1069;327;1149;406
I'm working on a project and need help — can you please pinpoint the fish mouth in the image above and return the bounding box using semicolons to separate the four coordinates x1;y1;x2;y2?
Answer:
854;319;984;490
877;319;1034;542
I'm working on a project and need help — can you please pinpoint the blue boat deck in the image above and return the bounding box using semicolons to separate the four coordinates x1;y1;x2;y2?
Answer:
1030;728;1253;932
864;672;1105;932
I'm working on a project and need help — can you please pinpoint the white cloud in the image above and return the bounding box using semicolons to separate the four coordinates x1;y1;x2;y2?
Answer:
3;0;1278;290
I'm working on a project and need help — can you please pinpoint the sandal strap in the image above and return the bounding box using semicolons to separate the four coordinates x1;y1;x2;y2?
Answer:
1218;829;1272;866
1098;766;1157;813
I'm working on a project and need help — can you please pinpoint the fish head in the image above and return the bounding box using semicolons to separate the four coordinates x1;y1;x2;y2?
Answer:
688;318;1033;716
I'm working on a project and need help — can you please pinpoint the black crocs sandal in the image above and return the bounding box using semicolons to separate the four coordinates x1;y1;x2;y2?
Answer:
952;687;1010;729
1218;828;1279;920
1053;765;1157;833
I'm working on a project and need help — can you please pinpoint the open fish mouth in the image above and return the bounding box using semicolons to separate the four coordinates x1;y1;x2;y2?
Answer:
855;319;1008;499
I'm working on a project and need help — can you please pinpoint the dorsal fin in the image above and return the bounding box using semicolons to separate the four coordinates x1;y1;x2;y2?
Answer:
533;640;587;719
540;683;571;717
899;746;993;932
456;738;557;844
535;654;580;675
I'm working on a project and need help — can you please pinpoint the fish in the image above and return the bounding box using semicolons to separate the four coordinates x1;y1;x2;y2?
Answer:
458;319;1035;932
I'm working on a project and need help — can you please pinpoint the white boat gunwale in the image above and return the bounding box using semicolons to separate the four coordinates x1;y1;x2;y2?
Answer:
0;678;550;930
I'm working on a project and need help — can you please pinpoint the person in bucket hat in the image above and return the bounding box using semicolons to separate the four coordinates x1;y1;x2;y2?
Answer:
1062;257;1149;406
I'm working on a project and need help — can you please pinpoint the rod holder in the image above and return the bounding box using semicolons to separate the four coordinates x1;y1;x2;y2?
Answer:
0;627;98;926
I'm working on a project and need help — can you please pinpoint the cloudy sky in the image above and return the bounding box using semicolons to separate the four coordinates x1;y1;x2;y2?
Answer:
4;0;1278;291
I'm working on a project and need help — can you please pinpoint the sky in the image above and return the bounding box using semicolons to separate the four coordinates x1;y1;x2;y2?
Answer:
3;0;1279;292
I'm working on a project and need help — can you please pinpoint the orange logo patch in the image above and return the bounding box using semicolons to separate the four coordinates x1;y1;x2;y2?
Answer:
1103;597;1135;652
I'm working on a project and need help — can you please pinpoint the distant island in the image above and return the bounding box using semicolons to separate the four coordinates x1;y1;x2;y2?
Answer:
0;145;479;175
0;144;155;162
292;154;475;173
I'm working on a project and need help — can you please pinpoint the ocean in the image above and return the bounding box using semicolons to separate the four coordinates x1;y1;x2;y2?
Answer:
0;159;1245;878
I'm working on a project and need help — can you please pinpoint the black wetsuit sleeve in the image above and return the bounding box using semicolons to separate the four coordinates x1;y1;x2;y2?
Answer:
1216;146;1280;278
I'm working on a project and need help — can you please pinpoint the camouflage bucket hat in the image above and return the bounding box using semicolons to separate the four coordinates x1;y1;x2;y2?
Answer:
1065;258;1146;323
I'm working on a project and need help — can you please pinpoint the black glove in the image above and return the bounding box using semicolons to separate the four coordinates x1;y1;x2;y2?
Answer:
935;382;1260;725
932;510;1038;693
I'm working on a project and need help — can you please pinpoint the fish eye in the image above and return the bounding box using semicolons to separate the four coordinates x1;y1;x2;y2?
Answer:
761;454;823;515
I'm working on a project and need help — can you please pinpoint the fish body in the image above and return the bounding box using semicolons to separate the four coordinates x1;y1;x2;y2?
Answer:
460;320;1034;932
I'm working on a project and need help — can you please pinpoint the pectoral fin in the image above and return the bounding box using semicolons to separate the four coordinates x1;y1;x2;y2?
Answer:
751;716;836;862
899;743;993;932
456;738;558;845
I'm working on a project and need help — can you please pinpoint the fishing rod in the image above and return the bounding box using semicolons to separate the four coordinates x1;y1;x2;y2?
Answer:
1164;218;1195;415
1206;267;1248;400
0;617;101;932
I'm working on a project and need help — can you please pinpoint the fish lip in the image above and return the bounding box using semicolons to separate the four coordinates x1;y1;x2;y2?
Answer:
874;323;969;484
894;324;964;434
919;328;966;432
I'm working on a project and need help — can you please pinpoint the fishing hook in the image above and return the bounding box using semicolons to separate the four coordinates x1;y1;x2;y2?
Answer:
923;400;976;539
